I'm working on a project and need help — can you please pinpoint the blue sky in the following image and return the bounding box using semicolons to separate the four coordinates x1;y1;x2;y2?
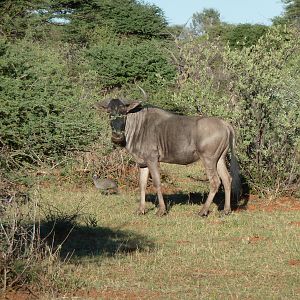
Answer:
147;0;284;25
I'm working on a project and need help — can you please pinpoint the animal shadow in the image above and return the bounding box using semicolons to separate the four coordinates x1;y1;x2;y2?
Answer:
234;174;250;210
146;175;250;214
39;220;155;259
146;191;221;212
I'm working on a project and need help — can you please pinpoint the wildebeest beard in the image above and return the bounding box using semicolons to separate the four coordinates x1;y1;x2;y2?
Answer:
110;113;126;147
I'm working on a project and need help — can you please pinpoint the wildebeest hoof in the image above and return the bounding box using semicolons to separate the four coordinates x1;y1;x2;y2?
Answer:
198;208;209;217
156;208;167;217
136;208;147;215
220;209;232;216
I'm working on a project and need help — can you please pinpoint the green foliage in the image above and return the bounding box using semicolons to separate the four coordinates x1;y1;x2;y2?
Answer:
56;0;167;42
167;37;230;116
0;38;101;168
272;0;300;27
282;0;300;26
224;24;268;49
169;26;300;194
0;0;168;43
85;38;176;88
225;27;300;192
188;9;268;49
0;0;53;39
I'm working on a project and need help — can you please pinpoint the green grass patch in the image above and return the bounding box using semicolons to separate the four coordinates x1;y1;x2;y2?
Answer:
29;163;300;299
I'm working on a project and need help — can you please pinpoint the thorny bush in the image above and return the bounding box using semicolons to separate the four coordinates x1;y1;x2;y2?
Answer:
169;26;300;196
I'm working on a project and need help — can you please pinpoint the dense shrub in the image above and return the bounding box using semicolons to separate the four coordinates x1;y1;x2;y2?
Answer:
0;38;102;168
85;38;176;89
169;26;300;195
0;0;47;39
62;0;167;37
226;27;300;193
224;24;268;49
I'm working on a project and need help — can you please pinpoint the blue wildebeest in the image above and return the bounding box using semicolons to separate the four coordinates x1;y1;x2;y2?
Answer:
98;99;241;217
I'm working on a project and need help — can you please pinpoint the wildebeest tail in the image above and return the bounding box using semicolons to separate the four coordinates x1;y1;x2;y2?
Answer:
228;125;241;204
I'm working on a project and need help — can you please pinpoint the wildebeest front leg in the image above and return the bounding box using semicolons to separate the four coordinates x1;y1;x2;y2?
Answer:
137;166;149;215
147;162;166;216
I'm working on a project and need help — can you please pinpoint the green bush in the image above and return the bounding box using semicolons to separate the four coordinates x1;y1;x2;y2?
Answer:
0;38;102;168
226;27;300;194
63;0;167;38
169;26;300;195
224;24;268;49
85;38;176;88
166;38;230;116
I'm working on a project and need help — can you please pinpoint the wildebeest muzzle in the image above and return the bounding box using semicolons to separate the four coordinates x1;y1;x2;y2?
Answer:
110;114;126;146
111;131;126;145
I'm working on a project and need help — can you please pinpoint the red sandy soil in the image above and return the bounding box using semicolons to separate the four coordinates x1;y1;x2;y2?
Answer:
0;290;35;300
288;259;300;266
72;288;163;299
241;195;300;212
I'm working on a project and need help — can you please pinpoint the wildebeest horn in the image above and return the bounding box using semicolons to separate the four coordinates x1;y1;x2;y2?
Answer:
126;101;142;113
137;85;148;100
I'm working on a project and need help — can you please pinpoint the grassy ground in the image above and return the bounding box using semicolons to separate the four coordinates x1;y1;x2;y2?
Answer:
3;163;300;299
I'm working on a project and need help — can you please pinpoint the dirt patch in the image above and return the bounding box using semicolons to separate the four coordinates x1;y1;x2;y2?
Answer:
239;195;300;212
176;240;192;244
289;221;300;227
124;220;151;229
288;259;300;266
2;288;164;300
208;219;225;225
1;290;36;300
247;235;266;244
71;288;163;300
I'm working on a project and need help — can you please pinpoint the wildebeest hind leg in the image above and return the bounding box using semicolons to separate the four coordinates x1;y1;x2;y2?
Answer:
137;167;149;215
147;162;166;216
199;159;221;217
217;155;232;215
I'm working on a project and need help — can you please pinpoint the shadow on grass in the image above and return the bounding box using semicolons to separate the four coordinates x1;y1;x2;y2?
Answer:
39;221;155;259
146;174;250;213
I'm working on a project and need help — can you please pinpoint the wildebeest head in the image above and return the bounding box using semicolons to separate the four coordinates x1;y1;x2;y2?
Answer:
96;98;142;146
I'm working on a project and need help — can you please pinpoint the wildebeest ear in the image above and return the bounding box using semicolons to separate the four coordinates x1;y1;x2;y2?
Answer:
94;100;109;110
126;101;142;113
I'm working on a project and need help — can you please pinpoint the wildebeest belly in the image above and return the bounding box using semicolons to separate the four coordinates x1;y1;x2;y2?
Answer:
159;149;200;165
157;125;200;165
